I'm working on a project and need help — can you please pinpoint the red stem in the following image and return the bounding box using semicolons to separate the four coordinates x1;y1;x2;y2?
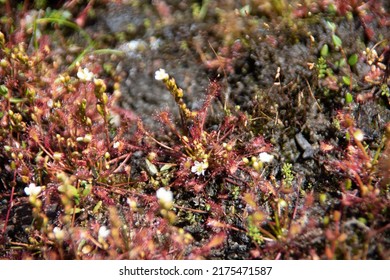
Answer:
3;171;17;235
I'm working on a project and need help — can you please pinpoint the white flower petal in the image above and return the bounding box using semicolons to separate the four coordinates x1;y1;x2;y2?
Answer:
258;152;274;163
98;226;110;239
191;160;208;176
77;67;94;82
53;227;65;240
156;187;174;209
24;183;42;196
156;188;173;204
353;129;364;142
155;68;169;81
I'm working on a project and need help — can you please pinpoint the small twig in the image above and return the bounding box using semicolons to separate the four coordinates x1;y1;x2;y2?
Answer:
174;204;208;214
3;170;16;235
305;78;322;112
292;176;302;220
208;41;229;110
112;153;132;174
146;133;174;151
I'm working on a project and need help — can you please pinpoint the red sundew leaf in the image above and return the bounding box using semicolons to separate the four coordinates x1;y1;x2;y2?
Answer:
304;193;315;208
155;0;172;19
364;26;375;41
260;181;276;196
336;0;349;16
247;136;272;155
293;6;308;18
206;218;226;228
228;160;239;174
320;141;335;152
251;210;266;223
74;160;87;167
75;1;93;27
185;179;198;187
265;35;278;48
138;171;149;182
206;201;225;217
28;126;41;143
38;35;50;54
205;232;226;249
243;192;257;209
231;39;243;55
110;106;139;123
249;169;261;180
250;249;261;258
250;136;267;148
325;229;337;241
341;190;362;206
193;183;206;193
93;187;115;205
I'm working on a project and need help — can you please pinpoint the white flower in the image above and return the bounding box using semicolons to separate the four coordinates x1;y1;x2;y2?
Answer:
353;129;364;142
24;183;42;196
98;226;110;240
191;160;208;176
156;187;173;209
258;152;274;163
155;68;169;81
127;39;147;52
113;141;120;149
127;198;137;210
53;227;65;240
77;67;94;82
109;112;121;127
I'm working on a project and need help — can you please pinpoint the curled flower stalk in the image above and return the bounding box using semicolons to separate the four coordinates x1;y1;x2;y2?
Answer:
155;68;196;123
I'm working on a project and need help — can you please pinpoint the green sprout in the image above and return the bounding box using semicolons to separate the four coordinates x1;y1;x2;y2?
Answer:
282;163;294;187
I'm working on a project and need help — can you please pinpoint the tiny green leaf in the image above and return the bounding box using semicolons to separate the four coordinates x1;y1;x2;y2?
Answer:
336;58;346;68
348;53;358;66
332;34;342;49
9;98;27;103
160;163;176;172
68;185;79;197
345;92;353;104
145;158;158;175
320;44;329;57
93;201;103;213
82;183;92;196
342;76;351;86
0;84;8;96
326;21;336;32
240;5;251;16
68;208;82;214
327;4;337;14
345;179;352;190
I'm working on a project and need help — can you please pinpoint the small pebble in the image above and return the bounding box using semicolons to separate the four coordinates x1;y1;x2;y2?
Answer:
295;132;314;159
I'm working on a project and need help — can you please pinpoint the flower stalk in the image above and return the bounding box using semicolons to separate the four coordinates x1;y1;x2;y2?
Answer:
155;69;196;124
